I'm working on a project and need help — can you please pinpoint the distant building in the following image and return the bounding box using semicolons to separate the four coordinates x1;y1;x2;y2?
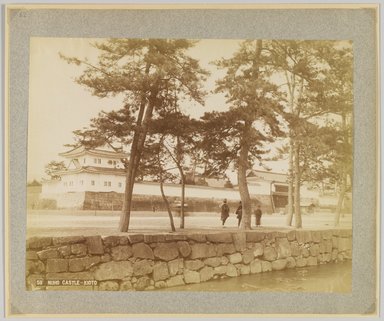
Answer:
42;144;128;195
185;172;231;188
246;170;288;213
37;146;326;213
246;169;320;213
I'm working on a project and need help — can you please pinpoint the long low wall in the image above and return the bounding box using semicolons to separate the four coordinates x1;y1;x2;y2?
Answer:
26;229;352;291
36;191;273;213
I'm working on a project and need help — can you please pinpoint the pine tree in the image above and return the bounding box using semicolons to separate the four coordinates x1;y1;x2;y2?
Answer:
44;161;66;180
61;39;208;232
202;40;284;229
146;112;201;229
265;40;352;228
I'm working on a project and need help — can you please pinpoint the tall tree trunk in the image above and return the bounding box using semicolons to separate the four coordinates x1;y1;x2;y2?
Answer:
284;71;296;227
286;136;294;226
163;136;187;229
119;158;135;232
176;136;186;229
119;109;145;232
179;174;186;229
159;167;176;232
284;71;304;227
238;122;252;230
119;95;156;232
118;63;151;232
293;143;302;228
237;39;262;230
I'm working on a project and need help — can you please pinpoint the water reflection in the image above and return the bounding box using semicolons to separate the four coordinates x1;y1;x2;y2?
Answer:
160;261;352;293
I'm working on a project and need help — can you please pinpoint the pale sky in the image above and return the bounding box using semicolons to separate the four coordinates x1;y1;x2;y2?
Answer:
28;38;237;181
27;38;288;182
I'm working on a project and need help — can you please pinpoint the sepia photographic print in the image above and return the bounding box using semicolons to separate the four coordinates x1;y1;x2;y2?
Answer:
5;4;379;317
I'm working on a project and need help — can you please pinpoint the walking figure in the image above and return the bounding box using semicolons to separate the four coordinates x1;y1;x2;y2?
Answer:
235;201;242;227
220;199;230;227
255;205;262;227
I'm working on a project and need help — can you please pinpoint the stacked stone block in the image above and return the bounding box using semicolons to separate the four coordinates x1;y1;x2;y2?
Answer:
26;229;352;291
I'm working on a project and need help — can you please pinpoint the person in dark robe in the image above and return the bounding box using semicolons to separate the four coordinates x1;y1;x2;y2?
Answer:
220;199;230;227
255;205;262;227
235;201;242;227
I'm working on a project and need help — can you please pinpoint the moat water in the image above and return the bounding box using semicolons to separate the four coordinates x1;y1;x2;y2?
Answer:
160;261;352;293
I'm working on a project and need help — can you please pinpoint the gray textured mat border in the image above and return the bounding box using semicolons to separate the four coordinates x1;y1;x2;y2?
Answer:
6;6;378;315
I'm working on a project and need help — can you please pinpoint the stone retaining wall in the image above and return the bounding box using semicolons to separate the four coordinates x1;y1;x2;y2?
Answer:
26;229;352;291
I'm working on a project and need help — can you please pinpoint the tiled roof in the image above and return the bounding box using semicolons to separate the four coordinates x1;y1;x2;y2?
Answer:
55;166;126;176
59;144;128;159
247;169;287;183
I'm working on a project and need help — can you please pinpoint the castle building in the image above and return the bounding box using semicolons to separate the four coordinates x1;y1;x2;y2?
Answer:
42;144;128;195
38;145;323;212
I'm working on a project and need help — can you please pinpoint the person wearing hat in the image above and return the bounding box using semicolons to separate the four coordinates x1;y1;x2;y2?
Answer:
235;201;242;228
220;199;230;227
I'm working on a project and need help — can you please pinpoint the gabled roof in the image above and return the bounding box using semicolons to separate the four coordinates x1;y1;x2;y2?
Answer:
68;159;82;170
55;166;126;176
59;145;85;157
247;169;287;183
59;143;128;159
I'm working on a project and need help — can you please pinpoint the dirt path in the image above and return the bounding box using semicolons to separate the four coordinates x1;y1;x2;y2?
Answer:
27;210;352;237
